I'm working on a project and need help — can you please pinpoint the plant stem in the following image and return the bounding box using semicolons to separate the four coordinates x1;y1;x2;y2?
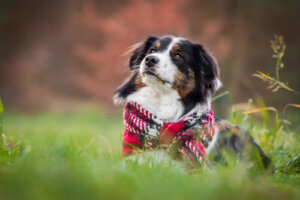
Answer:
276;59;280;81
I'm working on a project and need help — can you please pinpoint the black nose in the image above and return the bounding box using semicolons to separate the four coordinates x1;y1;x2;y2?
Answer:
145;55;159;68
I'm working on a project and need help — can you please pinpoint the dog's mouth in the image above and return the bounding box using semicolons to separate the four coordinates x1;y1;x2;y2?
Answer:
142;69;170;85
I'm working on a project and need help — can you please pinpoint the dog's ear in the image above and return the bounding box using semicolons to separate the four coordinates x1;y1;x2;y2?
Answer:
193;44;222;95
129;36;158;70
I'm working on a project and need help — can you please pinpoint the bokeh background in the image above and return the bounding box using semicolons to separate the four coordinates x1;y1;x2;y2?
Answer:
0;2;299;199
0;0;299;115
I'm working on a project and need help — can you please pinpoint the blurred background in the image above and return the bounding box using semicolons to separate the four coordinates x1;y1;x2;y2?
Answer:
0;0;299;115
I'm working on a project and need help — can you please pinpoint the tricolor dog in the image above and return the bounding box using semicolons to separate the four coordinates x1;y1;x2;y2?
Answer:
114;35;270;168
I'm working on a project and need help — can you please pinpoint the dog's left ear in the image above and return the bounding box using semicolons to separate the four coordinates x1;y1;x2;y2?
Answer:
193;44;222;94
129;36;158;70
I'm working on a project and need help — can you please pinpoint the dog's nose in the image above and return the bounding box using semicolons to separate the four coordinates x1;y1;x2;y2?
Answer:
145;55;159;68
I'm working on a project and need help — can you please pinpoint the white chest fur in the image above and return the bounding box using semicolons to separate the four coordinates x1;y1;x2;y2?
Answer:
126;86;184;122
125;85;218;154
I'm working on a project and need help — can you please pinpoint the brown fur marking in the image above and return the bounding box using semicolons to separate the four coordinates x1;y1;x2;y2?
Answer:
135;73;146;89
172;44;180;52
155;42;161;50
173;69;195;99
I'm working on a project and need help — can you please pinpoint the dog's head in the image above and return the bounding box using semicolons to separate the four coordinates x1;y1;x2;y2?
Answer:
115;35;221;112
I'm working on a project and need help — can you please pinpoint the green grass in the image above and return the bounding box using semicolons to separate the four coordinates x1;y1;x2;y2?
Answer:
0;107;299;200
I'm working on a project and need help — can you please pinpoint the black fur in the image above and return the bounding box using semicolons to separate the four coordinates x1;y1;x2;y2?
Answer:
116;36;220;114
214;117;271;169
155;37;172;52
116;36;158;100
193;44;219;93
115;35;271;170
129;36;158;70
115;71;139;100
172;41;220;115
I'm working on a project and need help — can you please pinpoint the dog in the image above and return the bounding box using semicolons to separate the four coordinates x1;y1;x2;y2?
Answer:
114;35;271;169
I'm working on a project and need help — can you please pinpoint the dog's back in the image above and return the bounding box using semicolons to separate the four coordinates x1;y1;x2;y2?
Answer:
213;118;271;169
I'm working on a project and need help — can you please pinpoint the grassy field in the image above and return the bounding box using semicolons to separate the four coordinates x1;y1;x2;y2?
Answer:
0;106;299;200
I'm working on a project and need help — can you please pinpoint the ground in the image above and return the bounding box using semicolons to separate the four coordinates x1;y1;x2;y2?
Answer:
0;107;299;200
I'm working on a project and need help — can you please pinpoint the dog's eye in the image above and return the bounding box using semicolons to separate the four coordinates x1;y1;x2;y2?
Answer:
174;53;182;60
149;48;156;53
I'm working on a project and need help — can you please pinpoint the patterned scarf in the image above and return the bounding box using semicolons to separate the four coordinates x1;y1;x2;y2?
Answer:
122;102;216;164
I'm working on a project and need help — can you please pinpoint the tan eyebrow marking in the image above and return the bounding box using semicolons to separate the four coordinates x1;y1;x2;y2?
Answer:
172;44;180;52
155;42;161;50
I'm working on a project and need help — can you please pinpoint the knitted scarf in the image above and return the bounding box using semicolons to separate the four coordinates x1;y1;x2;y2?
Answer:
122;102;216;163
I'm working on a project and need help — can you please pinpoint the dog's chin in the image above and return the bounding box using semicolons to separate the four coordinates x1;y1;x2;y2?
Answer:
141;71;172;89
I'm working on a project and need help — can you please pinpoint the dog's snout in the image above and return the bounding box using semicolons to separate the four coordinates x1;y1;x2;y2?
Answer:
145;55;159;68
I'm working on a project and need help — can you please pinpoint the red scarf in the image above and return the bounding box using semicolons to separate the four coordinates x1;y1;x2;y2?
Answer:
122;102;216;164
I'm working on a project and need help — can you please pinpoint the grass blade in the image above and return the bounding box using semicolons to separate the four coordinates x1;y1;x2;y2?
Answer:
212;91;230;101
283;104;300;114
0;98;3;135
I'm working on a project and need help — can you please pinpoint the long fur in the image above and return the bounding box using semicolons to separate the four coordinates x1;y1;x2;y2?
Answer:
114;35;270;169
